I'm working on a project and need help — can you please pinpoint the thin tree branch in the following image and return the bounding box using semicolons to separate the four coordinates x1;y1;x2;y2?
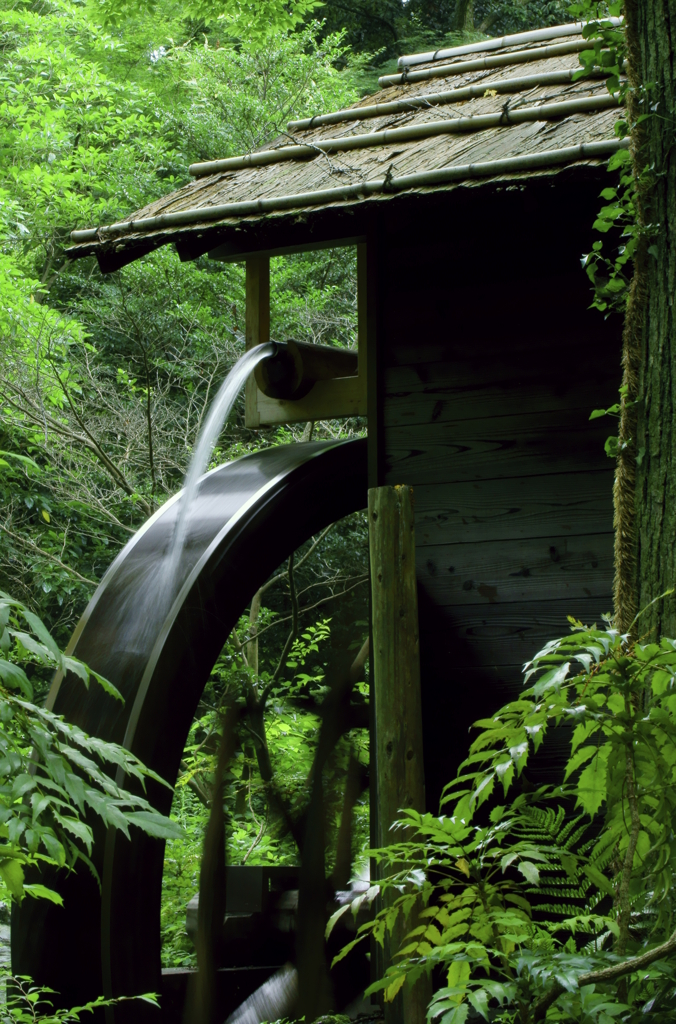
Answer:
617;742;641;953
45;356;152;517
179;761;211;807
256;524;335;599
253;576;368;644
532;928;676;1020
0;524;97;585
265;551;299;696
140;342;156;503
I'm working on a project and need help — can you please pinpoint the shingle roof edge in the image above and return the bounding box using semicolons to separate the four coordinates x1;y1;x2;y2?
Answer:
70;139;628;247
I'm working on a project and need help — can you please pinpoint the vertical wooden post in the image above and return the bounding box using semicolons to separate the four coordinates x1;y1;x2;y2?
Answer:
357;241;367;385
244;256;270;429
364;220;384;489
368;484;429;1024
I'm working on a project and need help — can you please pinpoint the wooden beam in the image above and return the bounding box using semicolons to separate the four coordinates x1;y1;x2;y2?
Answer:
255;374;364;424
365;222;384;487
208;233;366;263
245;246;367;427
244;256;270;428
368;484;429;1024
357;241;367;386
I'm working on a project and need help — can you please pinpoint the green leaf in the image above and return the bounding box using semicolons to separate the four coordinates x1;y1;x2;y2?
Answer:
576;744;610;816
21;610;61;659
0;857;25;898
23;884;63;905
0;660;33;698
440;1005;469;1024
447;960;470;989
582;863;614;896
125;811;183;840
468;989;489;1020
590;404;620;420
55;815;93;851
532;662;570;696
564;744;598;781
90;669;124;703
384;973;406;1003
518;861;540;885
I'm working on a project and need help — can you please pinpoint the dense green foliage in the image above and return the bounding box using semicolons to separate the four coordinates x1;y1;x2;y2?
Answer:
0;592;179;907
3;0;649;1015
0;976;158;1024
0;0;377;981
0;0;365;647
161;514;370;967
334;620;676;1021
317;0;569;80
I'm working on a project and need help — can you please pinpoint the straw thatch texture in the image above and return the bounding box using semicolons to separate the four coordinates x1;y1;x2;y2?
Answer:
66;27;624;265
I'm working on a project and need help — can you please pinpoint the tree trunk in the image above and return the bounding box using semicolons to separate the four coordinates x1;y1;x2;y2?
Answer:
622;0;676;638
453;0;474;32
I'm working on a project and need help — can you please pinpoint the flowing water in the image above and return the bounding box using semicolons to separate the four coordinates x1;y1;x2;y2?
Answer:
113;342;275;655
167;342;275;569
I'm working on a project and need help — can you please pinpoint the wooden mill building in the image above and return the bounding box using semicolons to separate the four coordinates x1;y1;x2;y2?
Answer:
67;20;623;809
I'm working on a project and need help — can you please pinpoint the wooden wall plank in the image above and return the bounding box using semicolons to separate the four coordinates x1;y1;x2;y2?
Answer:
417;596;613;669
385;413;612;484
384;370;616;429
412;471;615;545
383;327;608;368
371;182;621;808
416;532;613;607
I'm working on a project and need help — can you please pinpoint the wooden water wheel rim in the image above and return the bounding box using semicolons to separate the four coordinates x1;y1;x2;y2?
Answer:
12;438;367;1024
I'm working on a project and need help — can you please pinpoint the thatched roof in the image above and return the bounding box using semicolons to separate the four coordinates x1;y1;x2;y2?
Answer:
66;20;626;271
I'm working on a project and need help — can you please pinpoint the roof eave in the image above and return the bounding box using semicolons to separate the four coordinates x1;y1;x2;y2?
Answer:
64;161;614;273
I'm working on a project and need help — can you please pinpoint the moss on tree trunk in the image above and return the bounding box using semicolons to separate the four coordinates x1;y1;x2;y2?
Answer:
620;0;676;637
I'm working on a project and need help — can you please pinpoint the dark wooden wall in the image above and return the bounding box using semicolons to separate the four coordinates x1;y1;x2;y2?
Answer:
367;173;622;809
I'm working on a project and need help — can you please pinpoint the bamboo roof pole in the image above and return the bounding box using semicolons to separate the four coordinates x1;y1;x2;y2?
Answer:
188;93;619;177
397;16;622;67
70;138;629;245
287;68;613;131
378;38;608;87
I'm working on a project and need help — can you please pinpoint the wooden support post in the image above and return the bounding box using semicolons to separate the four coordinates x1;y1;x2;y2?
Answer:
357;241;367;386
244;256;270;428
364;221;384;488
368;484;429;1024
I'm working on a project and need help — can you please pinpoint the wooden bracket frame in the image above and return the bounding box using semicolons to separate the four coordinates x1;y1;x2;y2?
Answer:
244;245;367;428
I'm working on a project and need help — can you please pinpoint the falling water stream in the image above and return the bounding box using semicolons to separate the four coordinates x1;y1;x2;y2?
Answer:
115;342;275;654
167;341;275;568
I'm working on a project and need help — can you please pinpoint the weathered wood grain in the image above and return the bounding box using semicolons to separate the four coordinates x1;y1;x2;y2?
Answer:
412;471;614;545
379;276;609;351
383;367;617;428
418;596;613;667
368;485;429;1024
369;484;426;832
244;257;269;429
385;411;612;484
416;531;613;606
382;324;614;367
371;182;620;814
